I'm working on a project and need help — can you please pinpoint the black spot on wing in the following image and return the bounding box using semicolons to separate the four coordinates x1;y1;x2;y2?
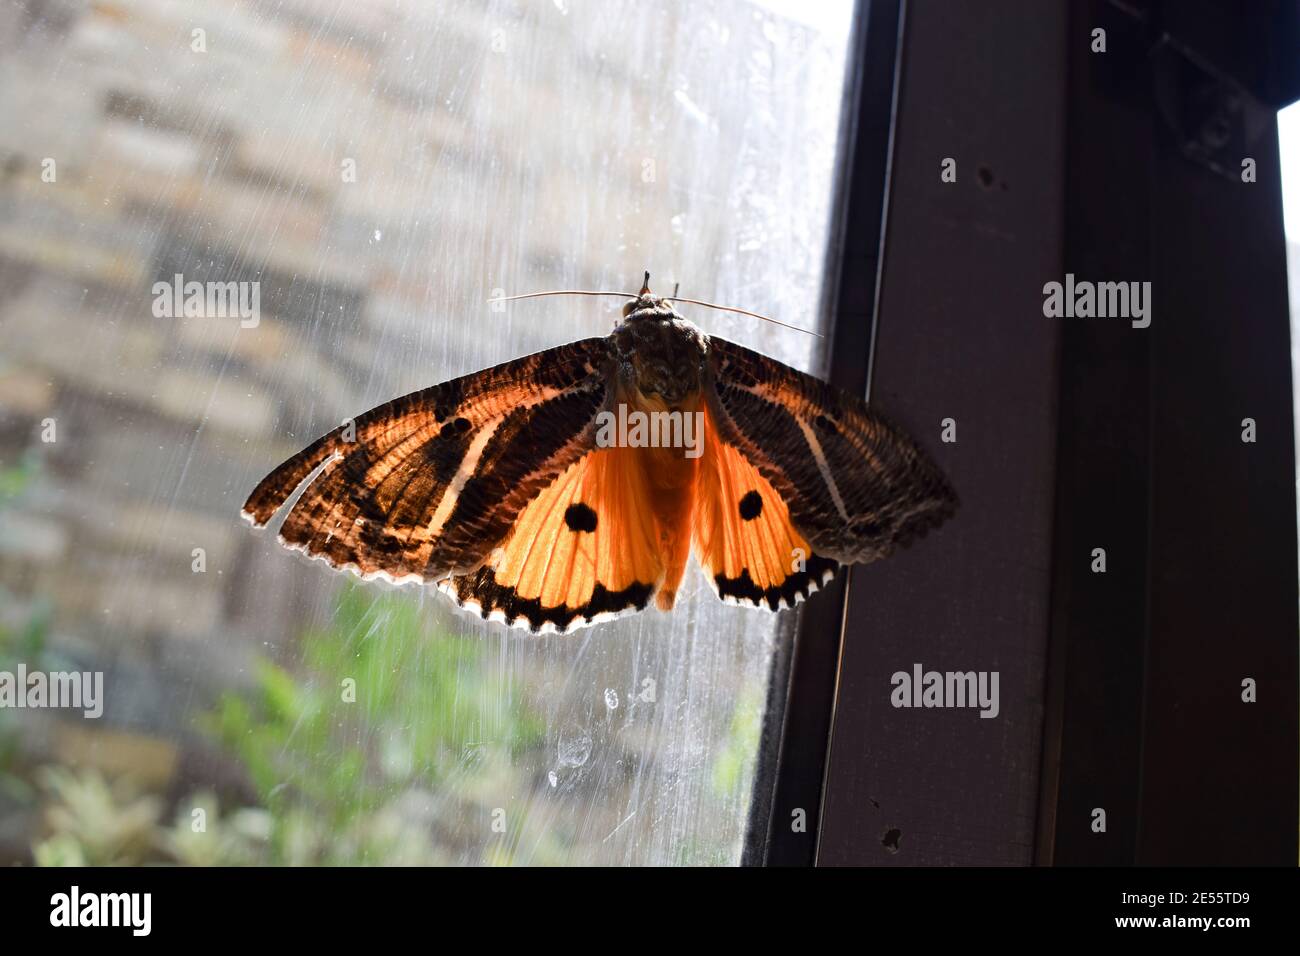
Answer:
564;502;598;533
738;490;763;521
712;385;835;530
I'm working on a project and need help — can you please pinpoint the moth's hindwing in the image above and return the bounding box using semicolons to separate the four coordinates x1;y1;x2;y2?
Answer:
241;338;614;585
437;445;663;633
704;336;957;566
694;405;841;610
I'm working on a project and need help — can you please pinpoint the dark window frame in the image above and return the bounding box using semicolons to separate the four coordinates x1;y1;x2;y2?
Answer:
742;0;906;867
748;0;1300;867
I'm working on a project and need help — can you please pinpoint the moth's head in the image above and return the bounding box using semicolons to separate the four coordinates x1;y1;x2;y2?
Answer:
620;272;681;324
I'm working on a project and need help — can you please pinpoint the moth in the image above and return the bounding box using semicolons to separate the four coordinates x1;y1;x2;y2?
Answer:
242;275;957;633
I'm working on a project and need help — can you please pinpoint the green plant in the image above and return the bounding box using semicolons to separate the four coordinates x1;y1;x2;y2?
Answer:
0;449;38;502
31;767;162;866
27;583;760;866
0;601;63;805
206;585;546;863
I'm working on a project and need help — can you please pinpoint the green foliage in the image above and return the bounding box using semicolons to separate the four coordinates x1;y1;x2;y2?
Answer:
161;791;269;867
0;449;50;802
710;682;763;799
31;772;270;867
0;449;38;502
205;584;545;863
0;601;61;805
31;767;163;866
23;579;763;866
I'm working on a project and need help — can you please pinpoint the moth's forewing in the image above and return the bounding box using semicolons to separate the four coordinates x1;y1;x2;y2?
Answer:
704;336;957;566
242;338;614;585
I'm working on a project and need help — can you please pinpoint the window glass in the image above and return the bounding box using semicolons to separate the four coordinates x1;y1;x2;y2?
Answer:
0;0;853;865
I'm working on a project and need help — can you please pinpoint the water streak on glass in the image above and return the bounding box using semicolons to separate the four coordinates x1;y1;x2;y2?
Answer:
0;0;853;865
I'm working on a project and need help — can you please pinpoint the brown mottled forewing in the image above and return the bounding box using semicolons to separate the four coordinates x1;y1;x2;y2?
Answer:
703;336;957;565
242;338;615;583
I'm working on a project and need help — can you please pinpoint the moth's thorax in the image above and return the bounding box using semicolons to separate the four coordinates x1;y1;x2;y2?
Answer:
612;296;708;407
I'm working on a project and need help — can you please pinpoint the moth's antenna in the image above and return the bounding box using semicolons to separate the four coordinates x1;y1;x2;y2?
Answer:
672;281;681;298
664;296;823;338
487;290;637;304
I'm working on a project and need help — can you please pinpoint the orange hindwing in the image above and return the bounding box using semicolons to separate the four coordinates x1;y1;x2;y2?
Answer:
693;404;840;609
436;446;664;633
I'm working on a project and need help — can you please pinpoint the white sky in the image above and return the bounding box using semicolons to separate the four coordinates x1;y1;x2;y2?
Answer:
1280;102;1300;515
1280;101;1300;240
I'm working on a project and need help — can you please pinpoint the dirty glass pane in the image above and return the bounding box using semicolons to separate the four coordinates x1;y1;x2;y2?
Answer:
0;0;853;865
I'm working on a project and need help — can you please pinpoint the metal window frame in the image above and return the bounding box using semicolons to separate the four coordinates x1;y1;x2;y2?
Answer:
749;0;1300;867
742;0;906;867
